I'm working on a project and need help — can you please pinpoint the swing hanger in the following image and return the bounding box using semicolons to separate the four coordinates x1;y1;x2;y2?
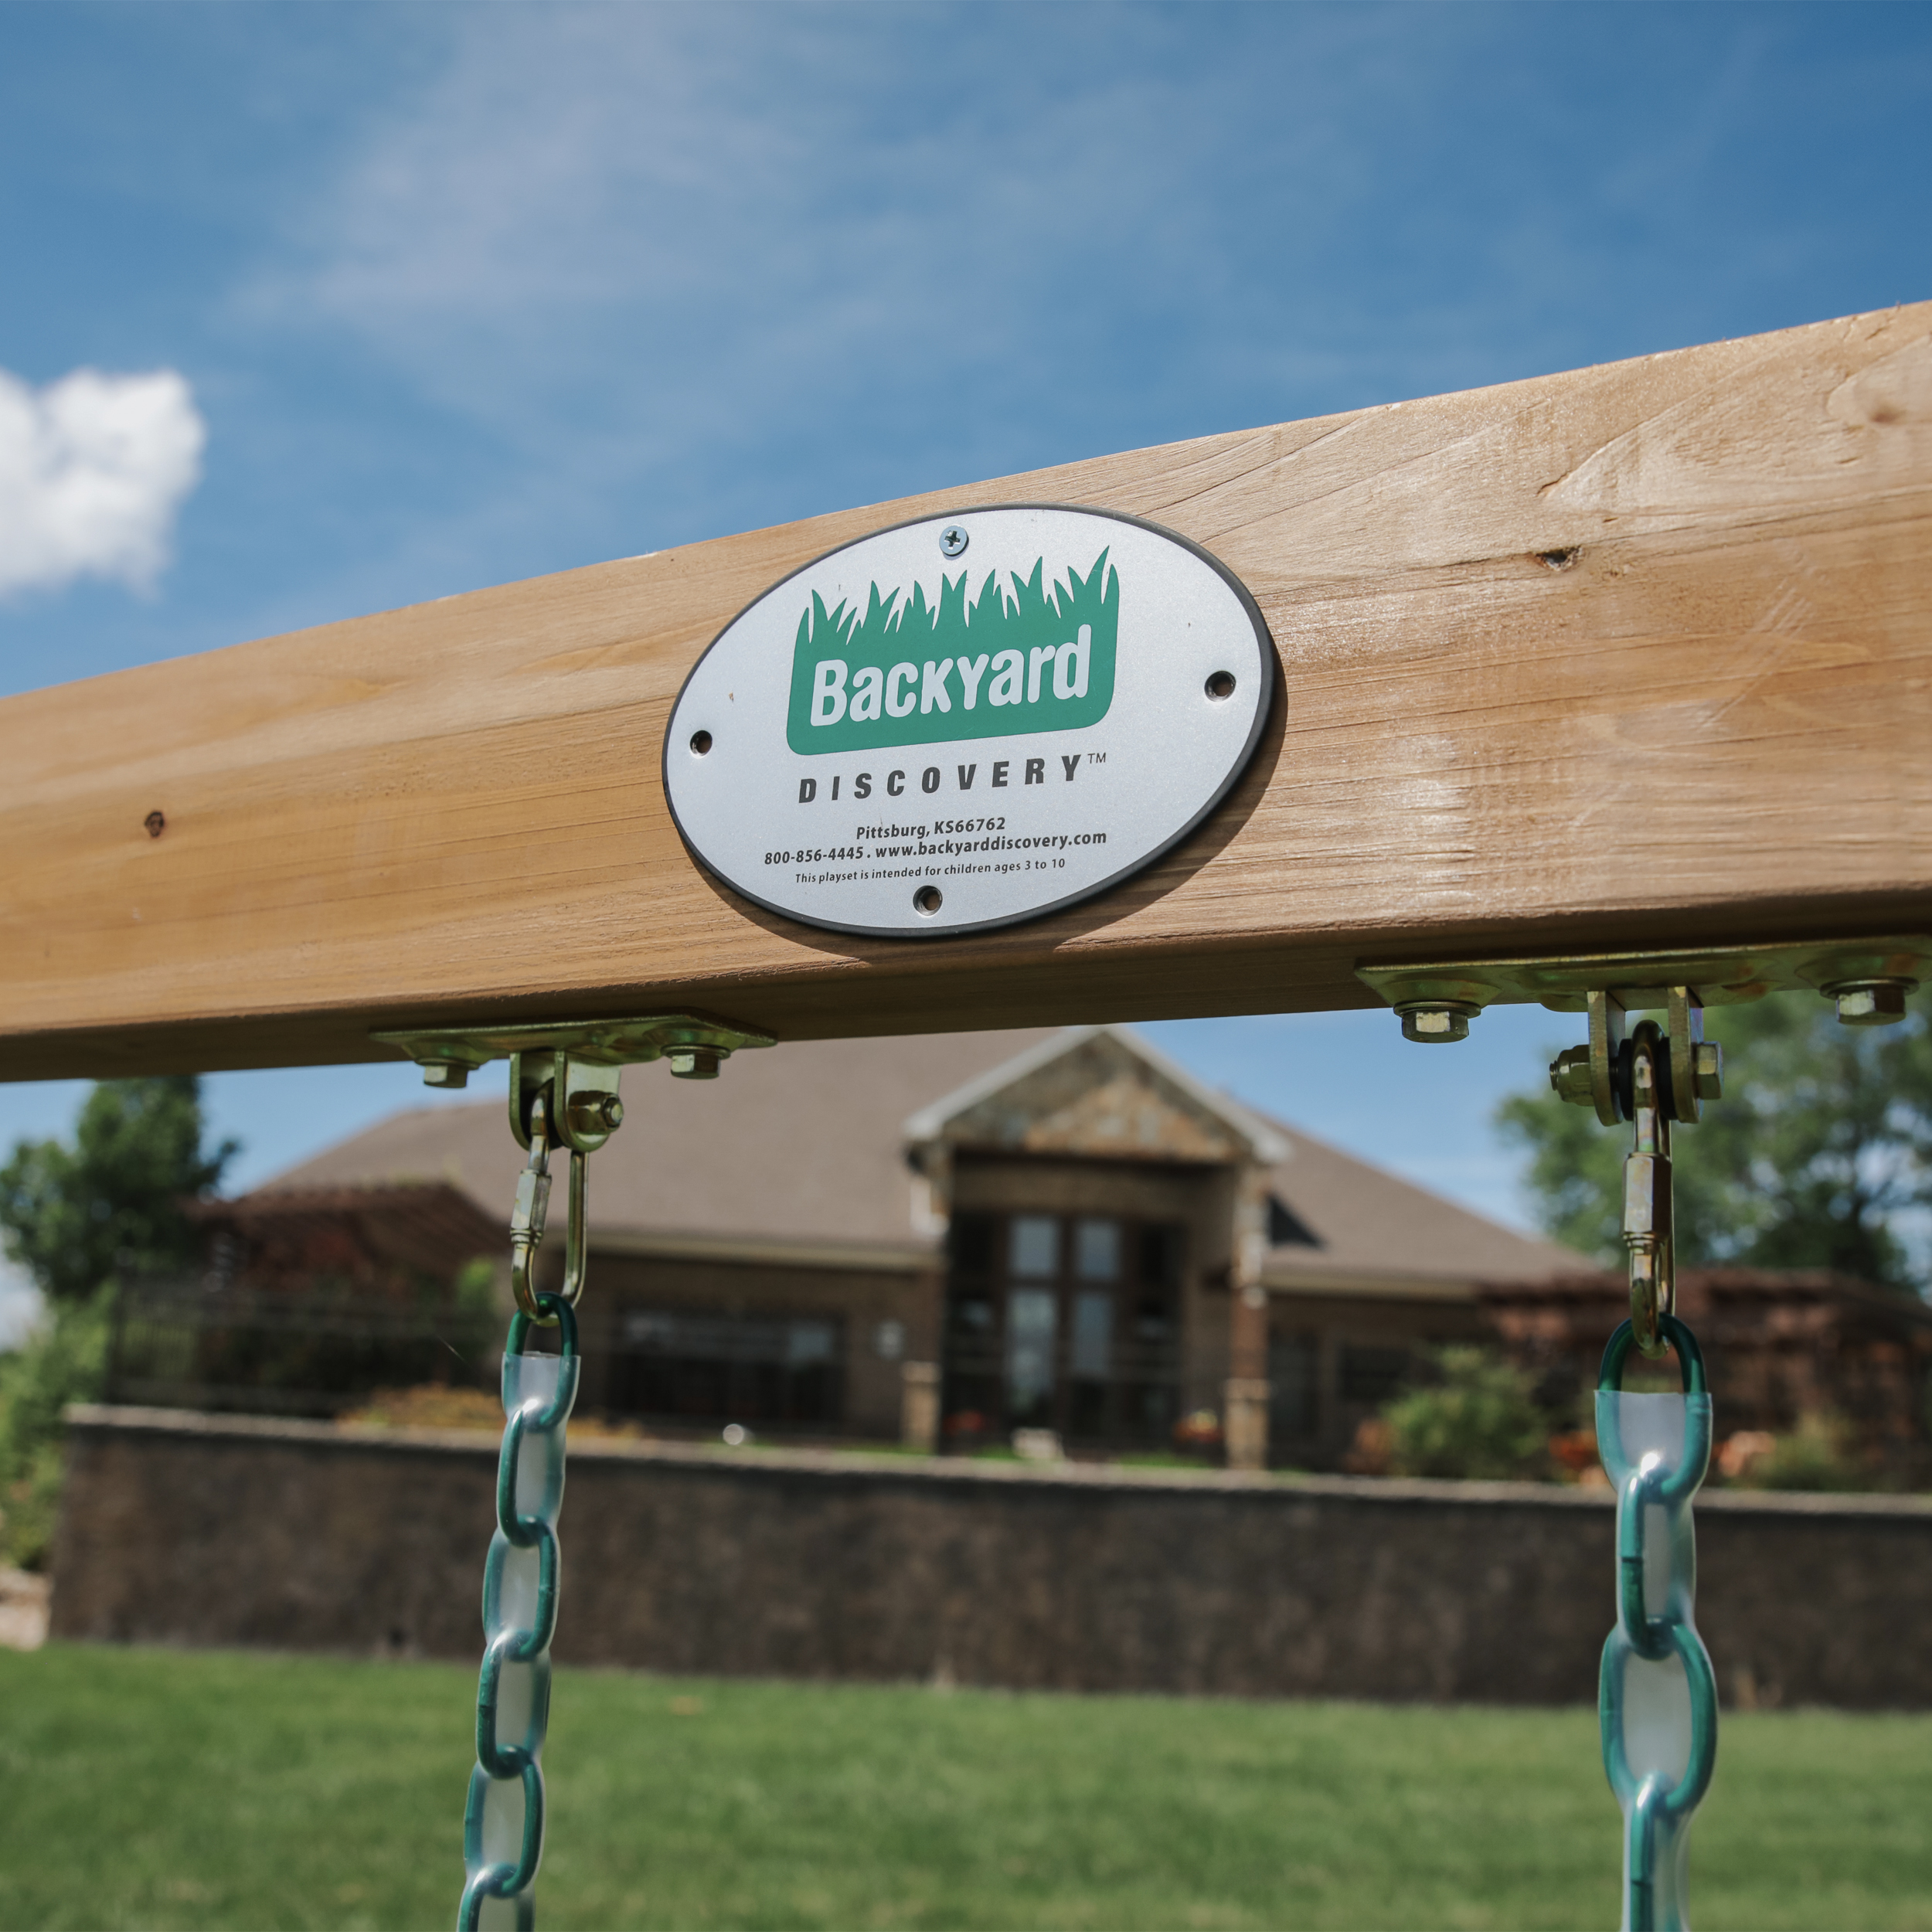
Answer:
1358;934;1929;1044
1363;938;1927;1366
373;1012;777;1320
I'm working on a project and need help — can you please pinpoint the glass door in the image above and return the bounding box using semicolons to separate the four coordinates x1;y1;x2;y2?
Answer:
1004;1214;1061;1425
944;1208;1184;1447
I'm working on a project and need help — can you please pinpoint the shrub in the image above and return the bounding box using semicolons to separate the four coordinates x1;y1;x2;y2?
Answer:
1380;1345;1546;1481
1735;1411;1869;1492
0;1290;111;1569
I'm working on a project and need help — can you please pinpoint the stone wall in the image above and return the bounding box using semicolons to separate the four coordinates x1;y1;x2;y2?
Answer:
52;1404;1932;1709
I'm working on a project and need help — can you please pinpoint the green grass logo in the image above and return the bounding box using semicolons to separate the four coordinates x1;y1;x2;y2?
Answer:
786;549;1118;754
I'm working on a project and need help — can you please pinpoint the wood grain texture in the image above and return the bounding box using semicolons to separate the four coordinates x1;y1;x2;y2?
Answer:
3;304;1930;1078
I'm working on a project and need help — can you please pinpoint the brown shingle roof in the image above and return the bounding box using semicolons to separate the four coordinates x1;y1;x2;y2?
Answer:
1257;1119;1581;1288
190;1182;502;1281
262;1026;1581;1287
265;1030;1059;1257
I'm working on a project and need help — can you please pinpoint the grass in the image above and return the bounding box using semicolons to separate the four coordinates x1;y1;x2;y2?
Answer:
2;1646;1930;1930
795;551;1119;675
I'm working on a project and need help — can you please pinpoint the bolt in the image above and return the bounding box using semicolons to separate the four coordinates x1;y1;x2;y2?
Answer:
669;1046;721;1080
939;525;968;558
1827;979;1913;1027
421;1062;470;1090
1692;1040;1723;1099
567;1092;624;1135
1396;1000;1478;1044
1549;1046;1594;1106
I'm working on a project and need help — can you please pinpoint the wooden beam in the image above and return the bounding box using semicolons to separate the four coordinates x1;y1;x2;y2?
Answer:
3;303;1930;1080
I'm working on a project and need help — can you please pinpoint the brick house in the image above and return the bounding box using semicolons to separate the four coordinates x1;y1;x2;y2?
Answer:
258;1026;1579;1466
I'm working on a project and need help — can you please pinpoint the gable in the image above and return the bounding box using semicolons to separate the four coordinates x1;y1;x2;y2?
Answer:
916;1029;1254;1165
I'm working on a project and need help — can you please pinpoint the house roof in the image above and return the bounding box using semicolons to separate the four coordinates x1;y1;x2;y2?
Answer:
1252;1121;1580;1294
264;1030;1060;1260
189;1182;502;1282
260;1026;1580;1289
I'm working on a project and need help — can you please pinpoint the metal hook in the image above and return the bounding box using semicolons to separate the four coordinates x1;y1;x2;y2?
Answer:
558;1148;588;1308
507;1090;592;1321
1624;1022;1674;1359
509;1089;554;1321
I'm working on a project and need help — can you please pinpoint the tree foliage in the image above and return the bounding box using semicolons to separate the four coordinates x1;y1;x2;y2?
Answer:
1497;990;1932;1291
0;1077;236;1302
0;1293;111;1566
0;1079;236;1566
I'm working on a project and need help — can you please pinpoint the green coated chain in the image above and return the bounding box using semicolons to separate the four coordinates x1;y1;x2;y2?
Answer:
458;1293;580;1931
1597;1314;1718;1932
394;1028;757;1927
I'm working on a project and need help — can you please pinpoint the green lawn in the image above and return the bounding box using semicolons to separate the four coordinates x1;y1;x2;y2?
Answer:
2;1646;1929;1930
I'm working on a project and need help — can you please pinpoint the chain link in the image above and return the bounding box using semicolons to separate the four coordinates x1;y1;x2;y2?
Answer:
457;1291;580;1930
1597;1314;1718;1932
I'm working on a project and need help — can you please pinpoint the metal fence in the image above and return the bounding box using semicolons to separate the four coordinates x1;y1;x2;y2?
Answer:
106;1277;499;1417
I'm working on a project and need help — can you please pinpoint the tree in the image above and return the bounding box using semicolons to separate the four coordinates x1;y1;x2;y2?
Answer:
0;1079;236;1566
1497;989;1932;1292
0;1077;237;1302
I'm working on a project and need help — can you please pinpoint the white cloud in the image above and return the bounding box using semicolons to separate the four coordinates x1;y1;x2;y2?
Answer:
0;367;206;598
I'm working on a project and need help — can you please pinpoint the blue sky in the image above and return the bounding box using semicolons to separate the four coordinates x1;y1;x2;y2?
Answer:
1;2;1927;1328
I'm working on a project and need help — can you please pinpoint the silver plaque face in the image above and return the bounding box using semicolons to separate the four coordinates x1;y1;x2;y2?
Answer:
662;504;1275;939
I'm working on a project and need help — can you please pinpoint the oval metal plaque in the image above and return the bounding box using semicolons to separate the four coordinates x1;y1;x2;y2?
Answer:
662;504;1275;939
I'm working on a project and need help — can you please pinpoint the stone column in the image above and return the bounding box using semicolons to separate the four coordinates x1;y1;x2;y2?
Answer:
901;1361;941;1451
1223;1169;1272;1471
901;1138;951;1454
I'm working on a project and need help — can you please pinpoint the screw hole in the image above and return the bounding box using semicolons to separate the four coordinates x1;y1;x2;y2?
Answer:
1204;671;1236;701
1536;548;1578;570
913;885;943;916
689;730;713;755
144;811;165;838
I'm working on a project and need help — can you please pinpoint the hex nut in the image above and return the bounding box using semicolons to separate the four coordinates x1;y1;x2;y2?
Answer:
1549;1046;1595;1106
669;1046;722;1080
1692;1040;1723;1099
1396;1002;1477;1044
1830;980;1913;1027
568;1092;624;1134
421;1062;470;1090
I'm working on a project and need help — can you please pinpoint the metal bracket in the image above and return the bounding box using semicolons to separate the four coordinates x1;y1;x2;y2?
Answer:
372;1012;777;1090
1358;936;1929;1043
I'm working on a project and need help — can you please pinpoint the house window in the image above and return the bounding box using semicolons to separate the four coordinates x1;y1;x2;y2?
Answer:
1075;1217;1122;1281
1070;1291;1113;1378
1340;1344;1411;1408
1269;1332;1318;1438
1009;1216;1060;1278
1267;1195;1322;1248
944;1210;1183;1445
1005;1287;1058;1420
610;1308;843;1427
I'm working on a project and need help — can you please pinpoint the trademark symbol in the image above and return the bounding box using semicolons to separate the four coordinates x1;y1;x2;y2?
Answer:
1088;750;1106;764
